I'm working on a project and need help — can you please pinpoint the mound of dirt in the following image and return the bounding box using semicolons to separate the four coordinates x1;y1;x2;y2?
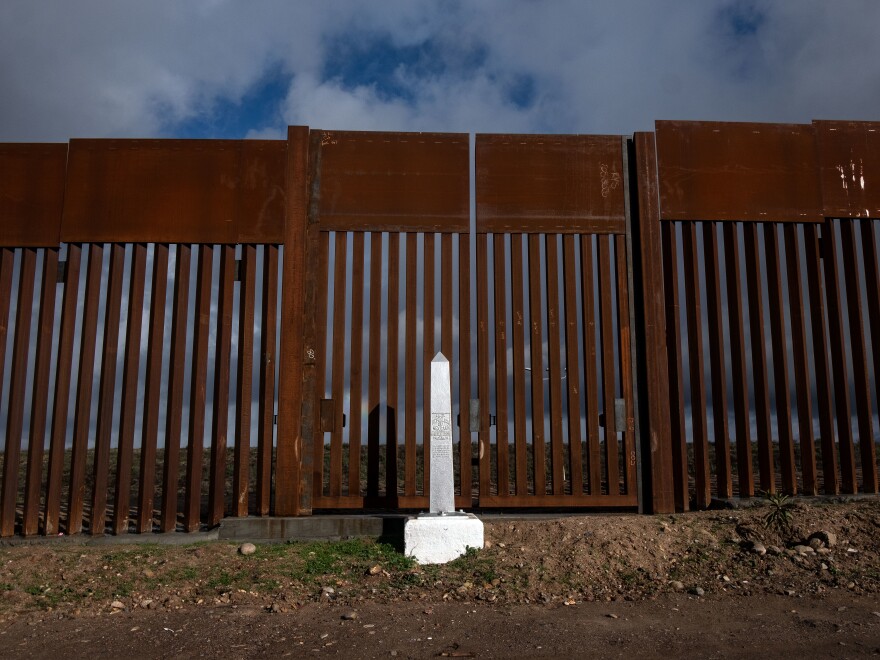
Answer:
0;498;876;620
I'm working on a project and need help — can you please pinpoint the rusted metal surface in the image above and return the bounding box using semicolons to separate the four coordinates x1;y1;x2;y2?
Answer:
510;233;528;497
184;245;213;532
764;226;796;494
615;233;638;496
722;223;754;498
839;220;878;493
803;224;839;495
528;235;547;495
660;223;689;510
813;120;880;219
23;249;60;536
0;249;37;537
861;221;880;473
422;233;435;497
476;134;626;234
544;236;564;495
457;233;472;504
702;223;732;498
328;231;348;499
0;250;13;414
366;234;383;498
821;225;858;493
597;236;618;494
234;244;256;517
405;234;418;498
91;244;125;535
161;244;191;532
62;139;286;244
208;246;235;527
630;133;687;513
493;234;510;496
580;235;601;497
257;245;279;516
783;225;817;495
276;126;310;515
316;131;469;233
45;245;81;536
681;223;710;508
655;121;823;223
562;234;584;494
743;225;774;494
67;244;104;535
476;232;491;497
0;143;66;247
138;243;169;533
113;243;147;534
347;233;365;497
385;233;400;500
306;231;329;507
479;493;637;508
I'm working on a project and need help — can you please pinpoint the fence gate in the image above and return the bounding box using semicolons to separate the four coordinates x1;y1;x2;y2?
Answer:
302;131;474;510
474;135;639;507
299;131;640;511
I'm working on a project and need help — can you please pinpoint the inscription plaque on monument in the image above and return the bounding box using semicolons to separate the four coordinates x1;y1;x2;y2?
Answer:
429;352;455;514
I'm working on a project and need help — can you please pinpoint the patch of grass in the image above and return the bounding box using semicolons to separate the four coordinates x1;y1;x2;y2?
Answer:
446;547;498;584
206;571;235;589
289;539;414;582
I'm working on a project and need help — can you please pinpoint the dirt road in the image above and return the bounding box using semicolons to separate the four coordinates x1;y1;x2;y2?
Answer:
3;592;879;658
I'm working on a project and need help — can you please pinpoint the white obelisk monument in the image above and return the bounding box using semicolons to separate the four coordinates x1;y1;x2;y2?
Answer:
404;353;484;564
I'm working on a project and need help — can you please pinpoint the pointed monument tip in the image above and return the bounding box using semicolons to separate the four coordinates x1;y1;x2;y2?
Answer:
432;351;449;363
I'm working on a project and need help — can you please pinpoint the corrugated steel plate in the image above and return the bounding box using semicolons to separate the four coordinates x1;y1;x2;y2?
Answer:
476;134;626;234
62;139;286;244
0;143;67;247
814;120;880;219
655;121;823;223
316;131;469;233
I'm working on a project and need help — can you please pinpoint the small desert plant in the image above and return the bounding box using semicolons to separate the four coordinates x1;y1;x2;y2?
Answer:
762;491;795;538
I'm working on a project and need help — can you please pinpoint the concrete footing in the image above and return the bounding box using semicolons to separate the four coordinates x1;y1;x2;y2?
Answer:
404;513;484;564
218;515;407;542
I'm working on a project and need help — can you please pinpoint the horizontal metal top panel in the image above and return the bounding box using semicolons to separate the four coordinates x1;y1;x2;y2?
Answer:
814;120;880;219
476;134;626;234
655;120;823;223
315;130;469;233
62;139;286;244
0;143;67;247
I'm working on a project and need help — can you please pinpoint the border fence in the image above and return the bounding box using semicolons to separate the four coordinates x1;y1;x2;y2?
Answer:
0;120;877;536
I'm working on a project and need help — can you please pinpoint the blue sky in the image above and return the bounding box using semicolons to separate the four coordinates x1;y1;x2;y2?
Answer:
1;0;879;141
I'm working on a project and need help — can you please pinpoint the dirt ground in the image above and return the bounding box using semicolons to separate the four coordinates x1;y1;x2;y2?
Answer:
1;497;878;658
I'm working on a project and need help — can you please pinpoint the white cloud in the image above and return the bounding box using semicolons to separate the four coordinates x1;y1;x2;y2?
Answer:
0;0;879;141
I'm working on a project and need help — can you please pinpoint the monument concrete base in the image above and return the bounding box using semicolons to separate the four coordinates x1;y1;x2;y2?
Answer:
404;513;484;565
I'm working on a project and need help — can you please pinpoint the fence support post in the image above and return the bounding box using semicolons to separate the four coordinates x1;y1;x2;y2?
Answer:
276;126;312;515
630;133;675;514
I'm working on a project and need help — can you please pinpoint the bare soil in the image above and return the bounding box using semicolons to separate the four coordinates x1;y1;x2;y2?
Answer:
1;498;878;658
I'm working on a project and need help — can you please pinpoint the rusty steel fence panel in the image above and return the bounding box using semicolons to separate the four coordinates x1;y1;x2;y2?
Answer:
655;121;824;223
652;120;880;510
303;130;473;510
0;241;284;536
62;139;287;244
0;144;67;248
0;138;286;537
4;119;880;527
474;134;639;508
